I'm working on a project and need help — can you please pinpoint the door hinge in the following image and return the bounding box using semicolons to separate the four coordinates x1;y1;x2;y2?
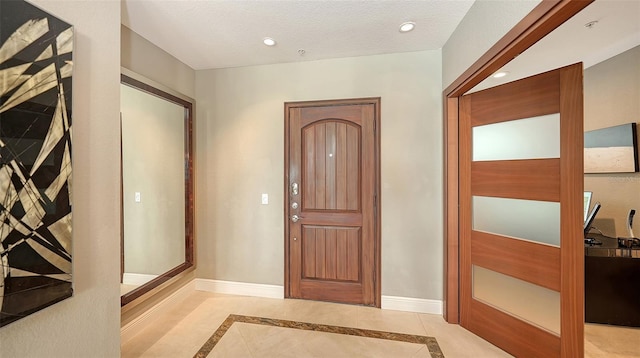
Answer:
374;119;377;133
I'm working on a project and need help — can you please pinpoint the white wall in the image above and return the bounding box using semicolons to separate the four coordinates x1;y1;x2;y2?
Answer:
0;0;121;357
195;50;443;300
584;46;640;237
442;0;540;89
121;25;195;99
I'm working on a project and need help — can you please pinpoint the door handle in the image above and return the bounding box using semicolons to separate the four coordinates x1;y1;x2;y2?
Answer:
291;215;299;223
291;182;299;196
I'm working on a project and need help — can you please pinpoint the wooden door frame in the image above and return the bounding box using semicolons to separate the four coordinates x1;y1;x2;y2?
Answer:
443;0;592;334
284;97;382;307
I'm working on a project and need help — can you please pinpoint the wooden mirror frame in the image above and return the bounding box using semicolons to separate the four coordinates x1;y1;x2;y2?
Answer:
120;72;194;307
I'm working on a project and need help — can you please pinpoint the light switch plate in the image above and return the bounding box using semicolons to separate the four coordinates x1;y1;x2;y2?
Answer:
135;192;141;203
261;193;269;205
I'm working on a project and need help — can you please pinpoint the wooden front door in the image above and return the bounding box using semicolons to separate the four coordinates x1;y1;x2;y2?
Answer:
285;98;380;306
459;64;584;356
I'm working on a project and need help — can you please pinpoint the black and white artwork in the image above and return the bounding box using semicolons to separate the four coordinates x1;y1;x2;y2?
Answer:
0;0;73;327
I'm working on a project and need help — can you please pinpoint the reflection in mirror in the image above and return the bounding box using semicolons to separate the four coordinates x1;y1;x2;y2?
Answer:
120;73;193;306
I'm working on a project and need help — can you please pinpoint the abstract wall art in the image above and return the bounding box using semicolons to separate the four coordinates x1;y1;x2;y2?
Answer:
584;123;639;173
0;0;73;327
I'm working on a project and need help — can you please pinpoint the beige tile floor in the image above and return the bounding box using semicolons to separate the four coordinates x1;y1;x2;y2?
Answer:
121;291;640;357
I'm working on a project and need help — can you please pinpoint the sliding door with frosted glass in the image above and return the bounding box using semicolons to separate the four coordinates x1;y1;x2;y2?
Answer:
459;64;584;357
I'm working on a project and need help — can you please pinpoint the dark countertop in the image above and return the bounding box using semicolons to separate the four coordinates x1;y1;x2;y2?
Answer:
585;233;640;258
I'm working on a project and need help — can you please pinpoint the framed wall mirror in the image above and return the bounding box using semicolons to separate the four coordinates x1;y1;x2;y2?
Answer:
119;70;194;307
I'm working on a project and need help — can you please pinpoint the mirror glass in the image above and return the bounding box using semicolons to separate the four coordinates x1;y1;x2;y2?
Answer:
119;73;193;306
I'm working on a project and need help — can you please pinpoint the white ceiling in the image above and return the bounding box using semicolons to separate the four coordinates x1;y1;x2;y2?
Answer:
471;0;640;92
121;0;475;70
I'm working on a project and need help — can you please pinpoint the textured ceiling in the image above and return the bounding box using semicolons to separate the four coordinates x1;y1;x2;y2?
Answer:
122;0;475;70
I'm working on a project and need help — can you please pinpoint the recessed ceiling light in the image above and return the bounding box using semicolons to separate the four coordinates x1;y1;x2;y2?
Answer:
493;71;510;78
399;22;415;33
263;37;276;46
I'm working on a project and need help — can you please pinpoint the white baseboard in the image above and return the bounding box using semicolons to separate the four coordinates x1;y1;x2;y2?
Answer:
381;295;443;315
194;279;441;315
195;278;284;299
121;280;196;344
123;273;158;286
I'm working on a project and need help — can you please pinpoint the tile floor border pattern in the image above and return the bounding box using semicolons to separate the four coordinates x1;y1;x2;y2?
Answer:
194;314;445;358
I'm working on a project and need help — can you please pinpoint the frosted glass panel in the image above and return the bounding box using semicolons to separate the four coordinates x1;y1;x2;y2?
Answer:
473;114;560;161
473;196;560;246
473;265;560;335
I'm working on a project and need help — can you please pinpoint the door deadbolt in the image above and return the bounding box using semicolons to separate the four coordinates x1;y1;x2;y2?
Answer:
291;202;298;209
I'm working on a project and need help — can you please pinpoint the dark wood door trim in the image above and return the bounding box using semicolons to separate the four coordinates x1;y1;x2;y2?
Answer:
443;0;593;324
284;97;381;307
